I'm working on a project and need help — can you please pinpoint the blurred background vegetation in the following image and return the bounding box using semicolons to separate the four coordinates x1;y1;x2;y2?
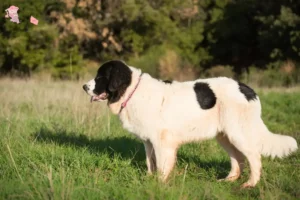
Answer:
0;0;300;86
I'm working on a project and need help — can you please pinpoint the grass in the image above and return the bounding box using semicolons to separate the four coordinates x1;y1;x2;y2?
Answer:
0;78;299;200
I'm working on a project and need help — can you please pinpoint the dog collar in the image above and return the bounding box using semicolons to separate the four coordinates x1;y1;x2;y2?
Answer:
119;73;143;114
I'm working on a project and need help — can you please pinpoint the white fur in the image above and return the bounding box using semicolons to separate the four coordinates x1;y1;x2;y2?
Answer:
85;79;96;96
97;66;298;187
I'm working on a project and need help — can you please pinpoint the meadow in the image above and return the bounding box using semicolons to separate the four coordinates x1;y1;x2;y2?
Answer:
0;78;299;200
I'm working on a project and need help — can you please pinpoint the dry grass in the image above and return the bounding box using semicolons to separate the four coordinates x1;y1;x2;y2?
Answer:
0;78;109;138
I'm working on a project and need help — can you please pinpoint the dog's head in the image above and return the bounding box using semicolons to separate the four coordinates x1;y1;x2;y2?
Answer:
83;60;132;104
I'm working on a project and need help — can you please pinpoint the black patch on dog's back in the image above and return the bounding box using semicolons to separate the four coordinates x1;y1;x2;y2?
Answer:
163;80;172;84
193;82;216;109
238;82;257;101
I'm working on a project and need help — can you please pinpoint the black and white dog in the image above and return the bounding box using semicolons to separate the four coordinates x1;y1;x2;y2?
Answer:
83;60;297;187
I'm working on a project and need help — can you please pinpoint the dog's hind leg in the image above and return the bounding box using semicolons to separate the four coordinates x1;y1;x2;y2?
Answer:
241;152;261;188
220;99;263;187
216;133;245;182
226;132;262;188
143;140;157;174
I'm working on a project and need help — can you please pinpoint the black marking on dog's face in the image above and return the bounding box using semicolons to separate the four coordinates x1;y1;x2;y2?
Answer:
193;82;217;109
238;82;257;101
94;60;132;103
163;80;173;84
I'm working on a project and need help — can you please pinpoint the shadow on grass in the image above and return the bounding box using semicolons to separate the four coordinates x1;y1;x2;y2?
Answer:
178;153;231;179
34;126;230;178
33;126;146;165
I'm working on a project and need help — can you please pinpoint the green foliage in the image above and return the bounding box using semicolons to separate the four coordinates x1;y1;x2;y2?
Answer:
128;45;166;76
240;61;300;87
1;0;300;82
114;0;206;66
203;0;300;75
0;0;83;79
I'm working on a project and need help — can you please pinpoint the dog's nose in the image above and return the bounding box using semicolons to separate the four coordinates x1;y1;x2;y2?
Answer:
83;84;89;91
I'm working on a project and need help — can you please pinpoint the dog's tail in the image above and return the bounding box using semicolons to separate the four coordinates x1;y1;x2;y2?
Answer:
258;126;298;158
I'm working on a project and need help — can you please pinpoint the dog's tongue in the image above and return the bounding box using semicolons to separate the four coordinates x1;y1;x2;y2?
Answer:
90;93;107;103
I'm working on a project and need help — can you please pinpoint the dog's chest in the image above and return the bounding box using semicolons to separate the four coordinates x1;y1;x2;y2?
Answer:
119;108;155;141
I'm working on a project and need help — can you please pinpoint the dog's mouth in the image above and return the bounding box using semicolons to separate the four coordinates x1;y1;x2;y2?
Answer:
90;93;108;102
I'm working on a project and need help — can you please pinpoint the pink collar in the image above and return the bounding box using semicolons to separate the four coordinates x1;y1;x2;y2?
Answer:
119;73;143;114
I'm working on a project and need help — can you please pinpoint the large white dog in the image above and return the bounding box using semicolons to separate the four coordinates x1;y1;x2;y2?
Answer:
83;60;298;188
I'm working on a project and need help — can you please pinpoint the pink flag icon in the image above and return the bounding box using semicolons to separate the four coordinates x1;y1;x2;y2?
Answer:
5;5;20;23
30;16;38;25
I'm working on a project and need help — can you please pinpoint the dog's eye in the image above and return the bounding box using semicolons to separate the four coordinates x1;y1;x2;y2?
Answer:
95;77;101;80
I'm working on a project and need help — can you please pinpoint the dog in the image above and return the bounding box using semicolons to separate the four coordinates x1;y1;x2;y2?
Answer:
83;60;298;188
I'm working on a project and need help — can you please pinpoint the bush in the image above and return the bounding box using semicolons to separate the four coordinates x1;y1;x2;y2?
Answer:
201;65;234;78
1;0;300;82
128;45;167;77
0;0;83;79
241;61;300;87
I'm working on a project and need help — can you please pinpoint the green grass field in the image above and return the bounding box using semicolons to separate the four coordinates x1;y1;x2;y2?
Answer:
0;78;299;200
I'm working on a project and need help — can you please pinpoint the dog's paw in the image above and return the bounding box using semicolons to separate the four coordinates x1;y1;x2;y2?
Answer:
146;171;153;176
218;175;239;182
241;181;255;188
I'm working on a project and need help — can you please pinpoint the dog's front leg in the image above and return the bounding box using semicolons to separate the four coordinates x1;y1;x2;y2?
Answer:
143;140;157;174
153;130;179;182
154;145;177;182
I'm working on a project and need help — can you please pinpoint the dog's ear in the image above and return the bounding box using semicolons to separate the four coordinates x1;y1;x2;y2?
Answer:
107;62;132;92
